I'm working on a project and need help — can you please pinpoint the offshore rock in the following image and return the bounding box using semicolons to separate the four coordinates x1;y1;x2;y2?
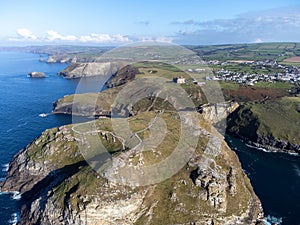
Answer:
28;72;46;78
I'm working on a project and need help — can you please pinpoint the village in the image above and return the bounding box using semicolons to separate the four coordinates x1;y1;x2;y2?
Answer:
185;59;300;86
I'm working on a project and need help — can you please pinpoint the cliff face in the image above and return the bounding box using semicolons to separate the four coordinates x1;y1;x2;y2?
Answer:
58;62;123;79
0;112;263;225
105;65;139;88
227;98;300;154
201;101;239;124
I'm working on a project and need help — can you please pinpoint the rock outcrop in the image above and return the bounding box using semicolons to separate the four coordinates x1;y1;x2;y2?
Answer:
105;65;139;88
28;72;46;78
0;111;264;225
58;62;123;79
200;101;239;124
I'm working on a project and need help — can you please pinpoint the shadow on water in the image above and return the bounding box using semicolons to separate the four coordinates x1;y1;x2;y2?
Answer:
225;135;300;225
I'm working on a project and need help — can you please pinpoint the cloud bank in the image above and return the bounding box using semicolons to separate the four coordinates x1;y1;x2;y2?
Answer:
172;6;300;44
9;29;173;45
10;29;133;44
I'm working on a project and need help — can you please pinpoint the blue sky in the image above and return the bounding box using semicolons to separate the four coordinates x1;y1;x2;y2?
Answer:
0;0;300;45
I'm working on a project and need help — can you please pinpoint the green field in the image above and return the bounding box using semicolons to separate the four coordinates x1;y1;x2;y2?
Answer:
189;42;300;62
253;82;293;89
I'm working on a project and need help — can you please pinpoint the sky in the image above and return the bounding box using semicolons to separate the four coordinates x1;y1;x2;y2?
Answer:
0;0;300;46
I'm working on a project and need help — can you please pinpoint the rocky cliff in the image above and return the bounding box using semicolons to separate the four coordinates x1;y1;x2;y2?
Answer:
105;65;139;88
0;111;263;225
226;97;300;154
58;62;123;79
200;101;239;124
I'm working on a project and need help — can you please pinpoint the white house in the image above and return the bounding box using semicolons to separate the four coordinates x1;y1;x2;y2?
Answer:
174;77;186;84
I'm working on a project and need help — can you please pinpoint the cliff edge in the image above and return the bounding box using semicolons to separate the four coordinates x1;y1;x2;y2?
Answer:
58;62;123;79
227;97;300;154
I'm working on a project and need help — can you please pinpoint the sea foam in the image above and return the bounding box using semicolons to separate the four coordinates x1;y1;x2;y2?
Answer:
8;212;19;225
1;163;9;172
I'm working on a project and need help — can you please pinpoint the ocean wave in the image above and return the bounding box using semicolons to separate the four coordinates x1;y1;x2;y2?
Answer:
12;191;21;200
245;143;300;156
38;113;48;117
6;128;13;133
8;212;19;225
292;164;300;177
0;191;21;200
17;122;28;127
0;177;5;182
261;215;283;225
1;163;9;172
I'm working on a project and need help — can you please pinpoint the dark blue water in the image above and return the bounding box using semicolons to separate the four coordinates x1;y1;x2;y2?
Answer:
226;136;300;225
0;51;106;225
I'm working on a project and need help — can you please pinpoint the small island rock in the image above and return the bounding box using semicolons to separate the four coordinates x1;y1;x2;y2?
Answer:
28;72;46;78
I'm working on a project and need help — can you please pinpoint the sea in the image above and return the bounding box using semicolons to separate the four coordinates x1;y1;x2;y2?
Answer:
0;51;299;225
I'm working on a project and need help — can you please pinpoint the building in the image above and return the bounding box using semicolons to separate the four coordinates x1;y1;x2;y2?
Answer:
173;77;186;84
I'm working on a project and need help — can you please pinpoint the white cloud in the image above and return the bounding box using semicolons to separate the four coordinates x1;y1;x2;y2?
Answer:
16;28;37;40
254;38;263;43
79;33;130;43
46;30;77;41
9;29;171;45
155;36;173;43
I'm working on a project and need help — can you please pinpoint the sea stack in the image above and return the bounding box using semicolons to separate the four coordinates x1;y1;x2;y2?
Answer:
28;72;46;78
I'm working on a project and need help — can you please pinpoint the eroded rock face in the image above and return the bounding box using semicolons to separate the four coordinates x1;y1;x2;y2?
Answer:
194;167;227;212
58;62;123;79
105;65;139;88
201;101;239;124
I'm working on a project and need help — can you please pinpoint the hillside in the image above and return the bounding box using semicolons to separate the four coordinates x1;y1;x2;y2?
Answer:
0;111;263;225
227;96;300;153
53;62;206;117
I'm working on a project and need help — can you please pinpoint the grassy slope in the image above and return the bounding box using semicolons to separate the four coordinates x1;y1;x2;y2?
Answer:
55;62;207;113
227;97;300;145
251;97;300;144
24;111;256;224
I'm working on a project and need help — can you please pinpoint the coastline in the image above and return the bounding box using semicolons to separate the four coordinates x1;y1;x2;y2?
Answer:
245;142;300;156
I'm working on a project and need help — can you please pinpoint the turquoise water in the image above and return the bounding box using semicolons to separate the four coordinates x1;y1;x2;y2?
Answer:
0;51;299;225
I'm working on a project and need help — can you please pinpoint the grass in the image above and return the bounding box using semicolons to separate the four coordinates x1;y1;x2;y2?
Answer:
219;81;240;91
56;62;208;116
251;97;300;144
280;61;300;67
228;96;300;145
189;42;300;62
254;81;293;89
